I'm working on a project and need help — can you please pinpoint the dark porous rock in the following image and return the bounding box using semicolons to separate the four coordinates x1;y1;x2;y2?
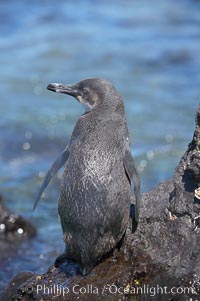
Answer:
1;272;35;301
169;105;200;219
3;106;200;301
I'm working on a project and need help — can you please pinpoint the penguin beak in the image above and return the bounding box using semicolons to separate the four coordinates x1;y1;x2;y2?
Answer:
47;83;79;97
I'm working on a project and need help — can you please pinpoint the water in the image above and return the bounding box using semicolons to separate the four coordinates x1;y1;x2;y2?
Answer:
0;0;199;291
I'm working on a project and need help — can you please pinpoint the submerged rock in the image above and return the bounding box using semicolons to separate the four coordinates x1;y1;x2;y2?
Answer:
0;195;36;243
2;106;200;301
0;195;37;298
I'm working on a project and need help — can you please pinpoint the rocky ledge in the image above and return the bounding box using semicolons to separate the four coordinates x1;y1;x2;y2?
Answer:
2;106;200;301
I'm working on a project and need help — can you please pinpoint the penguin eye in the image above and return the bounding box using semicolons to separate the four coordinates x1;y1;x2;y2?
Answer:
83;87;90;95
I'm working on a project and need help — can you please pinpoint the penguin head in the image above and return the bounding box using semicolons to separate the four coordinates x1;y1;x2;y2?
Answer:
47;78;124;112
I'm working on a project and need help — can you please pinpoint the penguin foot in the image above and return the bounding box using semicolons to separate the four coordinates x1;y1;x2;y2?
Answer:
55;253;81;277
54;253;67;267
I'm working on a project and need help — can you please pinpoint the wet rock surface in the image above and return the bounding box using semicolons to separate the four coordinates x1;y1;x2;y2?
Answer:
2;107;200;301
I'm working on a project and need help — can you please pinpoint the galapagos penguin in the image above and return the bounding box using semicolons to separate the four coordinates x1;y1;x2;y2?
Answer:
34;78;140;275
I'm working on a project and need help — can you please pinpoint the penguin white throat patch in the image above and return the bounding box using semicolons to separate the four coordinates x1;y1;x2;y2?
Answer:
77;95;93;113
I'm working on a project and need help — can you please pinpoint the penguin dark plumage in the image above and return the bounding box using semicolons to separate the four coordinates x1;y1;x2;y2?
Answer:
34;78;140;275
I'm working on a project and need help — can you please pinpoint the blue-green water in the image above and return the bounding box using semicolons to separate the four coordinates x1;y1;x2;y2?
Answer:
0;0;199;291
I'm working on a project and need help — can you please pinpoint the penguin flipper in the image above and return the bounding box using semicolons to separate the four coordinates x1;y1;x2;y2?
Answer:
123;150;141;228
33;145;70;210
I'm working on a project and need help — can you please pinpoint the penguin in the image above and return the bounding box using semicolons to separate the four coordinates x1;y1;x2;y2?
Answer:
34;78;140;275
